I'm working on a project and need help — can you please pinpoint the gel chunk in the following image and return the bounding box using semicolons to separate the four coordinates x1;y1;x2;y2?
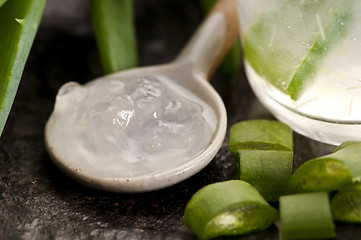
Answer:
52;76;216;177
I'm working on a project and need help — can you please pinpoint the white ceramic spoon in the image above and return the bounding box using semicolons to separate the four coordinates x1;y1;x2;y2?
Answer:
45;0;239;193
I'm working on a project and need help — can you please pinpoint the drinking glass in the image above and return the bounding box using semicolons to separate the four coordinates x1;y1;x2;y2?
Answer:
237;0;361;145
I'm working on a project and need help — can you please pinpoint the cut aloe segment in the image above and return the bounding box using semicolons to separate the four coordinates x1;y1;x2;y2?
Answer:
333;141;361;153
229;120;293;201
236;149;293;201
0;0;46;137
229;120;293;154
331;142;361;223
242;0;355;99
328;143;361;181
331;182;361;223
184;180;277;240
280;192;336;240
288;142;361;193
287;157;352;193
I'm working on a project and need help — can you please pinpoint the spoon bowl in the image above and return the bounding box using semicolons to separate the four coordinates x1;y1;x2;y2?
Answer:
45;0;238;192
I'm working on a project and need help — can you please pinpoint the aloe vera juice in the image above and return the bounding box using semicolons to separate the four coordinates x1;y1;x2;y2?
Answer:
237;0;361;145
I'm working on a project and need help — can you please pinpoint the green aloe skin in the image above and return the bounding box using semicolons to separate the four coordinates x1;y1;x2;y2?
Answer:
229;120;294;201
280;192;336;240
0;0;46;137
331;182;361;223
0;0;7;7
89;0;137;74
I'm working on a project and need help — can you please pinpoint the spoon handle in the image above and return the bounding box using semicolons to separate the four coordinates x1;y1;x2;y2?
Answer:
175;0;239;80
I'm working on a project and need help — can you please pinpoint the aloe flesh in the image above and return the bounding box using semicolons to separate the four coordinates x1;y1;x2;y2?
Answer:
229;120;293;153
287;142;361;194
184;180;277;239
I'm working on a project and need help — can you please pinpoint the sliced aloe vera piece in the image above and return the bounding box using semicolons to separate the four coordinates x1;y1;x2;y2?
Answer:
333;141;361;153
328;143;361;181
331;182;361;223
236;149;293;201
280;192;336;240
229;120;293;201
287;158;352;193
229;120;293;154
242;0;355;99
288;142;361;193
184;180;277;239
0;0;46;137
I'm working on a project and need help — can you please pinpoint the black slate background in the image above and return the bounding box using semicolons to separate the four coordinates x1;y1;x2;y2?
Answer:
0;0;360;239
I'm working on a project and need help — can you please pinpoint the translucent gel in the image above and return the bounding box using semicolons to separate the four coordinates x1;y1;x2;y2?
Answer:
54;76;216;177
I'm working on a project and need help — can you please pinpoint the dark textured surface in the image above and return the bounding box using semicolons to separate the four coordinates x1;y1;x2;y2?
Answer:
0;0;360;239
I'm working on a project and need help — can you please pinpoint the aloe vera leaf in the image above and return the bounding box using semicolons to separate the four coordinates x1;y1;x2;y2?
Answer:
236;149;293;201
242;0;355;99
331;182;361;223
0;0;7;7
89;0;137;74
0;0;46;137
229;120;293;155
184;180;277;240
280;192;336;240
199;0;241;82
